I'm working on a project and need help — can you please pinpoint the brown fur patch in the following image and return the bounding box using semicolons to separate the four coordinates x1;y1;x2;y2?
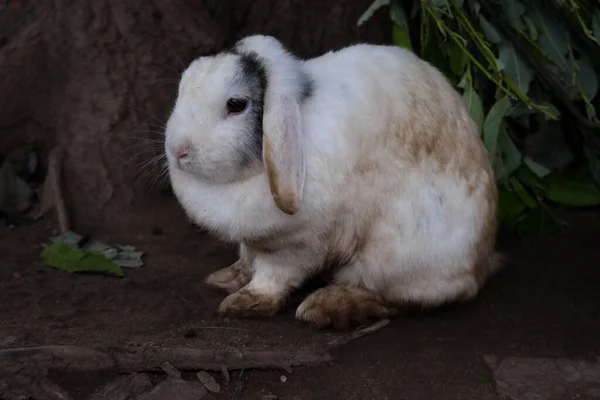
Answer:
391;74;500;289
390;76;492;192
354;156;376;176
263;137;300;215
296;285;397;330
321;209;376;274
245;239;276;254
217;288;284;318
205;259;252;294
245;235;295;254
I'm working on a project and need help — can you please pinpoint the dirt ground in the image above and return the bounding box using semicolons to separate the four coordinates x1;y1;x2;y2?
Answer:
1;197;599;400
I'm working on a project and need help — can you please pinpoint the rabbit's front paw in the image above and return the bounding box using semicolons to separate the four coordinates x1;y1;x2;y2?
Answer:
296;285;397;330
205;259;252;294
217;288;284;318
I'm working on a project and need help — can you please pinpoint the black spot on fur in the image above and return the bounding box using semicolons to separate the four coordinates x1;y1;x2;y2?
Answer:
237;52;267;164
231;43;314;102
300;73;314;102
228;44;314;167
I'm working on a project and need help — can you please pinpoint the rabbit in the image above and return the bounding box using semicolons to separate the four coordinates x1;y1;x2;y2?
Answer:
164;34;501;330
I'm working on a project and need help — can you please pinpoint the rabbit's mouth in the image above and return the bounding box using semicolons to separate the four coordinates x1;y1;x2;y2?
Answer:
167;151;208;180
167;146;265;186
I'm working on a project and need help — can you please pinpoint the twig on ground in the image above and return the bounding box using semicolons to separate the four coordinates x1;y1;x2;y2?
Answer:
0;320;390;376
0;345;331;375
327;319;390;348
197;326;248;332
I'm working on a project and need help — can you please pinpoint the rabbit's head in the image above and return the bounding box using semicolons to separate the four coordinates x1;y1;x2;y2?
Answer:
165;35;312;215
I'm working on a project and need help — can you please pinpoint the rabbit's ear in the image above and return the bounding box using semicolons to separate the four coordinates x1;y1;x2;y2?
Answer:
262;93;305;215
234;35;308;215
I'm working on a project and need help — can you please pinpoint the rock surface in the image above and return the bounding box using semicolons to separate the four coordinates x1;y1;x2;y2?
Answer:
487;356;600;400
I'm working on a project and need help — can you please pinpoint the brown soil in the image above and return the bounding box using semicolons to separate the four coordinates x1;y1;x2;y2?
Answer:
1;199;599;400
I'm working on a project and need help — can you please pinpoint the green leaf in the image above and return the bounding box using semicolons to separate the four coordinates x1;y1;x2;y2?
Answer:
457;71;469;89
543;175;600;207
358;0;389;26
498;42;533;93
478;15;502;44
497;126;522;175
592;12;600;41
449;45;468;76
507;101;535;118
523;156;551;178
51;231;145;269
42;243;125;277
495;58;505;72
514;164;546;190
492;126;522;183
462;88;485;135
393;24;412;49
576;56;598;101
389;1;409;29
390;2;412;50
530;5;569;71
483;97;512;158
505;0;526;24
493;159;508;185
537;101;560;120
524;17;538;40
421;28;450;76
510;177;538;208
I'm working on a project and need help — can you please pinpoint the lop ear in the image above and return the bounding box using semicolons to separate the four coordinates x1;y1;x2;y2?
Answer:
262;93;305;215
234;35;308;215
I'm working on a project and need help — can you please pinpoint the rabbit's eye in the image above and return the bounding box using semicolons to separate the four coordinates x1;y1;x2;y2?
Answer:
226;98;248;114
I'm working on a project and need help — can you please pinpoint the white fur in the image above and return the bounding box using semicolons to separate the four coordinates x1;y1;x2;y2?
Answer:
166;35;498;314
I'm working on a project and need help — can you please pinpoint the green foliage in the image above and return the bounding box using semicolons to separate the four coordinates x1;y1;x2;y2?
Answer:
359;0;600;233
42;242;125;277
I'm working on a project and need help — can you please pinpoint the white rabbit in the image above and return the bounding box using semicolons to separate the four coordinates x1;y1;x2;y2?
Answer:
164;34;501;330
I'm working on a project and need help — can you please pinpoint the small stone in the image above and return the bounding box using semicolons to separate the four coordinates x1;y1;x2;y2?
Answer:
197;371;220;393
491;356;600;399
221;366;230;384
279;375;287;383
160;361;182;379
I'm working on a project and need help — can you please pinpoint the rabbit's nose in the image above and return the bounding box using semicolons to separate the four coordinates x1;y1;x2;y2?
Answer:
169;140;192;159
